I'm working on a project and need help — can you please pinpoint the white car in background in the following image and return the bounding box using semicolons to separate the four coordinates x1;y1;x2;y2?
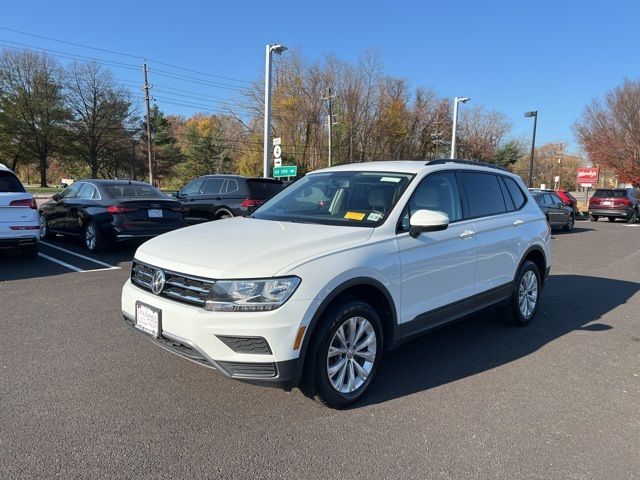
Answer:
0;164;40;258
122;159;551;408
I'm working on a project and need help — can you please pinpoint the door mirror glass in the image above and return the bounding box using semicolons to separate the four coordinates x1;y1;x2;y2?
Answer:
409;210;449;238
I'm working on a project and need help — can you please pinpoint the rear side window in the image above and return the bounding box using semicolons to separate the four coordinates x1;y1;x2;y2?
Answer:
0;171;26;192
202;178;224;195
593;189;626;198
246;179;284;199
459;172;506;218
502;177;527;210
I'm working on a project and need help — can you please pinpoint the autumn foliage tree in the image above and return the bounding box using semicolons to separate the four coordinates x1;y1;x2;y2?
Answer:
574;79;640;186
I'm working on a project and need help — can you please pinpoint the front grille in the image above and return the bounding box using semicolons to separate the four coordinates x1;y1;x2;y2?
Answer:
131;260;215;307
217;361;277;378
217;336;272;355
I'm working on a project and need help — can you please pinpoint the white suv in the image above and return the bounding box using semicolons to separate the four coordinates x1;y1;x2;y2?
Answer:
121;160;551;407
0;164;40;258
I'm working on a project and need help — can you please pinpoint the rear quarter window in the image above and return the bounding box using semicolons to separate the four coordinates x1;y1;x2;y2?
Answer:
502;177;526;209
0;171;26;192
246;179;284;199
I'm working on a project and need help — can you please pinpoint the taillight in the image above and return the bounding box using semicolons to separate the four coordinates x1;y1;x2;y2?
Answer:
240;198;264;208
107;205;136;214
617;198;631;206
9;198;37;209
589;197;599;205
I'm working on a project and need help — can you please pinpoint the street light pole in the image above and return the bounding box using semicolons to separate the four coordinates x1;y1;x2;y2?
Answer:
450;96;470;159
525;110;538;188
263;44;287;178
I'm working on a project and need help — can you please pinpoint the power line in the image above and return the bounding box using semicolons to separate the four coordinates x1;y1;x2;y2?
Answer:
0;26;252;84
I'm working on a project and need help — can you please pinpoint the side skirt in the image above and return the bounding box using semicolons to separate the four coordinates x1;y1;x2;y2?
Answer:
390;282;513;349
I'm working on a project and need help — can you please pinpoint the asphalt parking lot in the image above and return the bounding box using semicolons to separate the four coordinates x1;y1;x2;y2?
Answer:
1;220;639;479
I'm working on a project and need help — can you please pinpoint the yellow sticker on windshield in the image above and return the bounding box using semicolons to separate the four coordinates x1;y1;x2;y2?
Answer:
344;211;366;220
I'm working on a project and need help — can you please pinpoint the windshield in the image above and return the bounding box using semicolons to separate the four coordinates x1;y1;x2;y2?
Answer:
103;184;166;198
252;171;414;227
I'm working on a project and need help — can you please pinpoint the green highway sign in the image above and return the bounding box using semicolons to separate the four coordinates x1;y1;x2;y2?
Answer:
273;165;298;178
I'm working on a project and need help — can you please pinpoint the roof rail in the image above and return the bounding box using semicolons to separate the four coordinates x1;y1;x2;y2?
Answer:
427;158;508;172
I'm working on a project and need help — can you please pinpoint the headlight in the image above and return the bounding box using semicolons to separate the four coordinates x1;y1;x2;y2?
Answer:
204;277;301;312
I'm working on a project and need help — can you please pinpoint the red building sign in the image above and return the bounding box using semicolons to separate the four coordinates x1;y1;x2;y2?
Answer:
576;167;599;186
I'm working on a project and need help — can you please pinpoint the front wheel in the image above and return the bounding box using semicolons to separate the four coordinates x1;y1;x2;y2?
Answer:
499;260;542;326
39;214;52;239
301;299;383;408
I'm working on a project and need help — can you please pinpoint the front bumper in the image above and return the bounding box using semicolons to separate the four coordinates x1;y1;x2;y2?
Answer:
121;279;306;388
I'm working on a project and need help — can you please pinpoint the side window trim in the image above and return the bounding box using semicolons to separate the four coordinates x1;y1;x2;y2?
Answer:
500;175;528;212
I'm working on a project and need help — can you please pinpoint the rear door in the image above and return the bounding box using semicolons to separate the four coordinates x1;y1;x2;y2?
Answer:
459;171;517;301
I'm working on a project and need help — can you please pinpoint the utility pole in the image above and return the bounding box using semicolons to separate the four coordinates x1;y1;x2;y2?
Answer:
321;88;339;167
143;62;154;186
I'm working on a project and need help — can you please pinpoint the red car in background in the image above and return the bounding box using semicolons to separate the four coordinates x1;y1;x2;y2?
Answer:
554;190;579;214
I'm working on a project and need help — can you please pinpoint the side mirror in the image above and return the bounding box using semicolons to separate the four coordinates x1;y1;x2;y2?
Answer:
409;210;449;238
52;193;61;201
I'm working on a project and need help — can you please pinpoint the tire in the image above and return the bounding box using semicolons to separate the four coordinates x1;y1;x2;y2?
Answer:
563;214;575;232
589;215;599;222
216;209;233;220
608;217;616;222
499;260;542;326
39;213;53;239
20;244;38;259
300;299;384;408
84;221;106;253
627;209;638;224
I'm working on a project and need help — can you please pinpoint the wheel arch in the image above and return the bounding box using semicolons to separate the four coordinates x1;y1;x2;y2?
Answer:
294;277;398;385
519;245;547;285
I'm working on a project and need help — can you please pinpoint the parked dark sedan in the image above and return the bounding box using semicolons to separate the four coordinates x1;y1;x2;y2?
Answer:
176;175;284;225
530;189;575;232
39;180;184;252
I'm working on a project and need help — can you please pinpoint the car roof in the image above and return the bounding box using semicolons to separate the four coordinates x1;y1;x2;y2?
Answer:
75;179;154;187
312;159;516;176
0;163;15;173
198;174;281;182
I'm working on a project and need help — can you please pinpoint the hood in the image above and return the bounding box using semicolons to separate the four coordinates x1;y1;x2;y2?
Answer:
135;217;373;278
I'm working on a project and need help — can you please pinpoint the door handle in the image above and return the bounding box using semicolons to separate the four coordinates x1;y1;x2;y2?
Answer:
459;230;476;239
513;219;524;227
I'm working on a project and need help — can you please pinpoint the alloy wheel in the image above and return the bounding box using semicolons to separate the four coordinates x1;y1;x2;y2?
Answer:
85;224;97;250
39;215;47;238
326;316;377;394
518;270;538;318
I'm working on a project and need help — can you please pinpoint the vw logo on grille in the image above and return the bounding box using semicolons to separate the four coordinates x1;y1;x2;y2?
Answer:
151;269;166;295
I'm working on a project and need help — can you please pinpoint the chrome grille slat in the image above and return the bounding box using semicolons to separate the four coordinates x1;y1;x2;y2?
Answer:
131;260;214;307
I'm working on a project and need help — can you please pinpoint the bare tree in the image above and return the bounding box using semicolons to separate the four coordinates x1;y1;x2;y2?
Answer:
574;79;640;186
66;61;135;178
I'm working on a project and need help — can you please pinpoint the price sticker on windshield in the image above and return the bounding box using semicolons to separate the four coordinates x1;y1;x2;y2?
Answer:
344;211;366;220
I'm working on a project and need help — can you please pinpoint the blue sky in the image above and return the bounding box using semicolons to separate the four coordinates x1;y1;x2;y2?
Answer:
5;0;640;154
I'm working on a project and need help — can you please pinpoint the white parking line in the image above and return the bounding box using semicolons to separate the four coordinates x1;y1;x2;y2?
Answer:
38;253;84;272
40;241;121;270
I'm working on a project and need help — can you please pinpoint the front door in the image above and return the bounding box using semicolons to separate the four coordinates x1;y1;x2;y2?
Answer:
397;171;478;332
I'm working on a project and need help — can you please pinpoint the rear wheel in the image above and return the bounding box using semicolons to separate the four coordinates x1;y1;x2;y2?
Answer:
300;299;383;408
608;217;616;222
589;215;599;222
216;209;233;220
627;209;638;224
84;221;106;253
39;213;53;239
563;214;575;232
499;260;541;326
